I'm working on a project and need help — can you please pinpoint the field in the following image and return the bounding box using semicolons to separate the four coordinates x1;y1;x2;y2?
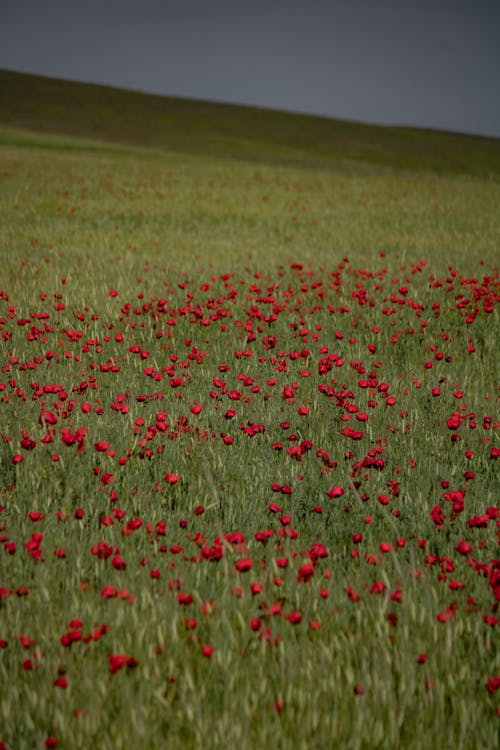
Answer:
0;72;499;749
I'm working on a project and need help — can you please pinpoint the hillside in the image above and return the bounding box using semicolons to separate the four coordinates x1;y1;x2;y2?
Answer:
1;68;500;177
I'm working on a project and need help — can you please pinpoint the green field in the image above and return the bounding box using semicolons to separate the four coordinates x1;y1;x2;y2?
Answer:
0;71;499;750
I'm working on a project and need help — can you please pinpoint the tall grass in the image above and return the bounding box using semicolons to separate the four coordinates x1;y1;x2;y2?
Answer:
0;124;499;749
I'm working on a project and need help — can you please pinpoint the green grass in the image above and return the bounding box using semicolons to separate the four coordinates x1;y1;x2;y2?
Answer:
0;84;499;750
2;123;500;279
2;68;500;178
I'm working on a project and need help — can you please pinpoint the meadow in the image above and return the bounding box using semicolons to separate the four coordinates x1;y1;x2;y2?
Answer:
0;72;499;749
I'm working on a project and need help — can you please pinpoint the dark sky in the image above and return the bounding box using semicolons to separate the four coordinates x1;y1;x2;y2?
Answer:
1;0;499;138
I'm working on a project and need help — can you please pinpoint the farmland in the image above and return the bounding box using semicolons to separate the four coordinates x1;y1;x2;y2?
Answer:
0;72;499;749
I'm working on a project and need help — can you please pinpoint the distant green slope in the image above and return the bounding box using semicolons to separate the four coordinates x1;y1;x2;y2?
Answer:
1;68;500;177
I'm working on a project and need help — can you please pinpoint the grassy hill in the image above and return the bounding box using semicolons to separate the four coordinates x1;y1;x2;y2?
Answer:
1;68;500;178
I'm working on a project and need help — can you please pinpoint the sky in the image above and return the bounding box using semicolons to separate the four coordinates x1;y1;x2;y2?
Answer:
1;0;499;138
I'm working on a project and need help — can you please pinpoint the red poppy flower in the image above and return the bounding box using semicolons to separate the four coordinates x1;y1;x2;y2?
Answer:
164;472;180;484
297;562;314;583
486;676;500;694
109;653;138;674
326;485;345;499
455;540;472;556
235;557;253;572
437;604;456;623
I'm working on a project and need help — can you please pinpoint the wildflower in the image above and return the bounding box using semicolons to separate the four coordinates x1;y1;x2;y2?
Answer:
274;697;285;713
164;472;180;484
109;653;138;674
483;615;498;627
297;562;314;583
455;540;472;556
346;586;360;602
437;604;456;623
430;505;445;526
235;557;253;572
326;485;345;499
486;676;500;694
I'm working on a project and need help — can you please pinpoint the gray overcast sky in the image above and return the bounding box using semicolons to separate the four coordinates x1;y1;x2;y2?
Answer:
1;0;499;138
